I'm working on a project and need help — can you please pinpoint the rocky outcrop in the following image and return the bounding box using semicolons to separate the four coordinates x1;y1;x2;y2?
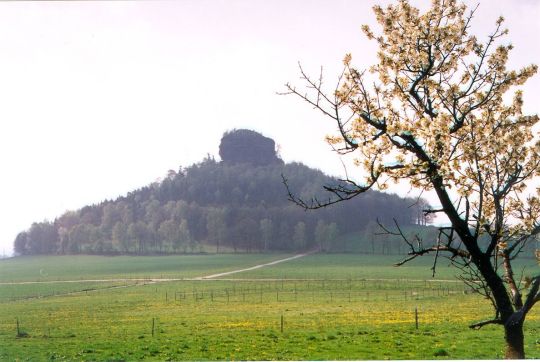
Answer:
219;129;283;166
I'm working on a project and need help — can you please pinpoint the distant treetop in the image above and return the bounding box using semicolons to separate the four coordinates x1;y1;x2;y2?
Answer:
219;129;283;166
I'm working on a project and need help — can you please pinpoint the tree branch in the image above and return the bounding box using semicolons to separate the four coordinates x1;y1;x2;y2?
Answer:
469;318;503;329
281;174;376;210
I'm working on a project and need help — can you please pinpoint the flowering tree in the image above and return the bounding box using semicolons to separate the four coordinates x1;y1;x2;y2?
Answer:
284;0;539;358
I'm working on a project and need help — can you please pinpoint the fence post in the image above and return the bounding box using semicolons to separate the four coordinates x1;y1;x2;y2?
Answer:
152;318;155;337
280;314;284;333
415;307;419;330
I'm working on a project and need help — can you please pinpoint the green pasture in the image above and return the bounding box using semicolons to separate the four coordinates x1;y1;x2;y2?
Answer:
233;253;458;280
0;254;290;282
0;281;132;302
228;253;539;281
0;253;538;360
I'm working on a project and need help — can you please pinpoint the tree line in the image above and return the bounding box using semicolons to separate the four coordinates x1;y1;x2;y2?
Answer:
14;156;426;255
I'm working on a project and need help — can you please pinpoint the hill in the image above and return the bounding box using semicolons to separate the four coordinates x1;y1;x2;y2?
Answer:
13;129;426;255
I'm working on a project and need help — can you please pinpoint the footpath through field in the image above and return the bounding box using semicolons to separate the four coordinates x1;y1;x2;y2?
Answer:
0;252;313;286
193;252;311;280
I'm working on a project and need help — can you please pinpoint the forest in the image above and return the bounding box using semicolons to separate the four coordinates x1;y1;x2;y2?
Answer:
14;129;429;256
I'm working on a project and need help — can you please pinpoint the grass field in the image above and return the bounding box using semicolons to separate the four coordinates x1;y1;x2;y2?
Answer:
0;253;539;360
0;254;291;282
229;253;461;280
230;253;539;280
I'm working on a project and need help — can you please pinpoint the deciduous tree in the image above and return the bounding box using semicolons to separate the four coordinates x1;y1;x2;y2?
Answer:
284;0;539;358
13;232;28;255
293;221;307;250
314;220;330;251
112;222;130;253
207;208;227;253
260;218;274;251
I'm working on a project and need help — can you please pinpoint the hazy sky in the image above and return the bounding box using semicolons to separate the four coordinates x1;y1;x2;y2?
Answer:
0;0;538;256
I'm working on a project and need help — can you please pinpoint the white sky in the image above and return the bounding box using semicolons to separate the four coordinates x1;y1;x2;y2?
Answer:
0;0;538;256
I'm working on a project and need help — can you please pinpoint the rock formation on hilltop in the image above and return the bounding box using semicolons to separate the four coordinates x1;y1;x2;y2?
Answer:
219;129;283;166
14;128;430;256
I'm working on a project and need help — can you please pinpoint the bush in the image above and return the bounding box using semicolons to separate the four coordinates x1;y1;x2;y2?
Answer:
433;348;449;357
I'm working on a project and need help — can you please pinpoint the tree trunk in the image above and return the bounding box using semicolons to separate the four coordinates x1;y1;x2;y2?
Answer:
504;322;525;359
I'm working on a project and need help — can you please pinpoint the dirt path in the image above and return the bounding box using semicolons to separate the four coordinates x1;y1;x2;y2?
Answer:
0;279;174;285
0;276;462;285
0;252;462;287
2;252;465;302
0;252;312;286
194;252;310;280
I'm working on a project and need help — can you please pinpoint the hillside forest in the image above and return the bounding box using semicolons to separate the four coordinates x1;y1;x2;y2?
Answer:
14;130;433;256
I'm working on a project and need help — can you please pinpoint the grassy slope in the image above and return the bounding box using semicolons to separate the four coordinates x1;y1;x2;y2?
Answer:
0;253;291;282
227;253;539;281
228;253;458;280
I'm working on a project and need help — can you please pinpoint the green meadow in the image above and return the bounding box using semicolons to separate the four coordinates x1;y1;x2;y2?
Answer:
0;254;538;360
0;254;290;283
